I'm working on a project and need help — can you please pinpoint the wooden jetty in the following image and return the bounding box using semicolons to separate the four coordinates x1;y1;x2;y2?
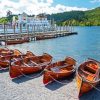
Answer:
0;24;77;45
0;31;77;43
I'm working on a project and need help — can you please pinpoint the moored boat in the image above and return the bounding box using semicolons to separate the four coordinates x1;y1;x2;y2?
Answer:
0;49;33;70
43;57;76;85
6;38;29;45
9;53;52;79
0;48;13;56
0;49;21;70
76;59;100;97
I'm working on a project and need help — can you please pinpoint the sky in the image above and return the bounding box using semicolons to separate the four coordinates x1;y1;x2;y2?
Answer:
0;0;100;17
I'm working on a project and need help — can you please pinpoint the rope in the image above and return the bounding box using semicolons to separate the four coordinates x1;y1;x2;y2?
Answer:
47;72;78;99
88;82;100;92
16;61;52;79
76;71;100;93
47;70;75;85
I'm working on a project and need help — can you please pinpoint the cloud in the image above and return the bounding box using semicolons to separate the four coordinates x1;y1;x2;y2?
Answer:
90;0;100;3
0;0;88;17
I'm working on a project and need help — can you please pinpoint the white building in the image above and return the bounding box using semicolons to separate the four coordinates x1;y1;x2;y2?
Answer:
16;12;52;31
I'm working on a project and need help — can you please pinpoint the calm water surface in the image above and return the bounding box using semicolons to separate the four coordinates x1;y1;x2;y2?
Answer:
1;26;100;63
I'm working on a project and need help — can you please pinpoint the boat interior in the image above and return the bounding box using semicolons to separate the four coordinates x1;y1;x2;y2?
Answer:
79;61;99;81
46;60;75;73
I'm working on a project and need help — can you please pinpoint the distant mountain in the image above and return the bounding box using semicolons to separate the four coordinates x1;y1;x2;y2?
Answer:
47;7;100;26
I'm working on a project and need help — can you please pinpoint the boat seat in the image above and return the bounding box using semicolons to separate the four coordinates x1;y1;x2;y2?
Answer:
23;63;30;67
50;65;68;72
51;67;60;72
26;62;35;66
38;61;50;67
84;65;96;74
80;68;95;77
86;75;95;81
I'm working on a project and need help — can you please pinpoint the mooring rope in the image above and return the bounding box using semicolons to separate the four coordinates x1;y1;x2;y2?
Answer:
47;69;75;85
15;61;51;79
75;58;100;93
47;72;78;99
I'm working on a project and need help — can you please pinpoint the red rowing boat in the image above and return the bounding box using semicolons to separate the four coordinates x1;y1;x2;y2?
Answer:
9;53;52;79
43;57;76;85
0;49;34;70
0;48;13;56
6;37;29;45
76;59;100;97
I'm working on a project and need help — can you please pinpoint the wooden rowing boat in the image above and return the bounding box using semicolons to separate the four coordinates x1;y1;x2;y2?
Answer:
9;53;52;79
76;59;100;97
0;49;21;70
0;49;32;70
0;48;13;56
43;57;76;85
6;38;29;45
6;40;29;45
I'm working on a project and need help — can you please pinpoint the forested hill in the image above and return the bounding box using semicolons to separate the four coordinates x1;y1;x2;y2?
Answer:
47;7;100;26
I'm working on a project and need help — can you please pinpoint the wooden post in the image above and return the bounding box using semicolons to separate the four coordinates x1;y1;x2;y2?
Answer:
43;25;45;33
20;23;22;33
34;25;35;34
4;24;7;47
60;26;61;33
27;25;29;40
32;25;33;34
4;23;5;34
63;26;64;32
27;25;29;34
66;25;67;32
13;24;15;34
55;25;57;34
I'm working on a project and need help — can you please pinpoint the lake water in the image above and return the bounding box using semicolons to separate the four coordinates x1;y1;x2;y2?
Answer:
1;26;100;64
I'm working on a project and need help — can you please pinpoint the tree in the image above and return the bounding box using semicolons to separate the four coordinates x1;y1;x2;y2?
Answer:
0;17;8;24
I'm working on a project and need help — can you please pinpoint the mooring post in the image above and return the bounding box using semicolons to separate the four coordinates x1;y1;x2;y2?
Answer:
4;24;7;47
4;23;5;34
55;25;57;36
43;25;45;33
60;26;61;34
33;25;34;34
27;24;29;34
27;24;29;40
20;23;22;34
32;25;33;33
65;25;67;32
13;24;15;34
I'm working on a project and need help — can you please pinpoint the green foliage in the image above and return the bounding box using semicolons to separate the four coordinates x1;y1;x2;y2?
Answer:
48;7;100;26
0;17;8;24
0;15;18;24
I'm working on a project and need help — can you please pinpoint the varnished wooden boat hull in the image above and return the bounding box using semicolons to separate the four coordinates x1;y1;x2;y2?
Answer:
0;49;13;69
9;65;42;79
9;53;52;79
76;73;98;97
6;39;29;45
0;61;9;69
0;50;13;56
43;69;74;85
36;35;55;40
43;57;76;85
76;60;100;97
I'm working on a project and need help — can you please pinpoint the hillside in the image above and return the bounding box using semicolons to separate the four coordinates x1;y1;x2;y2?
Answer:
47;7;100;26
0;7;100;26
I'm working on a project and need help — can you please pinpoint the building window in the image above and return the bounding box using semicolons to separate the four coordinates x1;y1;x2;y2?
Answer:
23;23;26;27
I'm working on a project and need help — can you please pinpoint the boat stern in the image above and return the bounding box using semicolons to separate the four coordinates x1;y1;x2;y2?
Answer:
43;69;52;85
